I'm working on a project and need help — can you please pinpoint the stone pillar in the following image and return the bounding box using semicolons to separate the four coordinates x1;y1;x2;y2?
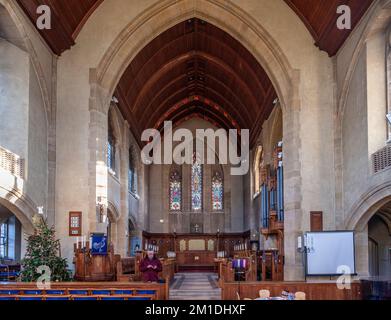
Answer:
355;226;369;278
88;71;111;236
116;120;130;256
283;70;305;281
47;56;58;228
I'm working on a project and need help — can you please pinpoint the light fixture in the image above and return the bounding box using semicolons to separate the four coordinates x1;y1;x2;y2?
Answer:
37;206;44;215
159;219;164;224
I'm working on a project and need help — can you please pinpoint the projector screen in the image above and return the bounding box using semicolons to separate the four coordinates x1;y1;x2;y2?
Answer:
305;231;356;276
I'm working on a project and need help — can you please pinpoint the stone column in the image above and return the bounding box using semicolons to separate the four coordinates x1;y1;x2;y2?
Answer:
88;70;111;235
355;226;370;278
283;70;305;281
116;120;130;256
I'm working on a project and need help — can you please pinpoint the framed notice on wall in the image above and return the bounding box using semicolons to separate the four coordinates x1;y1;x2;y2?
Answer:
69;212;82;236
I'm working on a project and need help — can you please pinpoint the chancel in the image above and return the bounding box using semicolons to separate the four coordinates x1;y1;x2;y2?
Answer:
1;0;391;302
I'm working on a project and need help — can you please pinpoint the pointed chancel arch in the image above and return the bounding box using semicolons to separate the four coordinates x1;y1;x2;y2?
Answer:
87;0;302;281
113;18;277;146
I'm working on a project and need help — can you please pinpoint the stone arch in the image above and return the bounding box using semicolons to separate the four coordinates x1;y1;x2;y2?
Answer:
0;195;34;234
107;200;120;222
91;0;295;116
345;182;391;232
344;181;391;277
107;200;120;246
86;0;302;277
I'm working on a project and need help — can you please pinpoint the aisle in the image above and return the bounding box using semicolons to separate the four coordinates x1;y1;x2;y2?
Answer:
169;272;221;300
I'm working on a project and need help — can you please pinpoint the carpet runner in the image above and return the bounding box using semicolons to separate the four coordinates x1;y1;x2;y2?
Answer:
169;272;221;300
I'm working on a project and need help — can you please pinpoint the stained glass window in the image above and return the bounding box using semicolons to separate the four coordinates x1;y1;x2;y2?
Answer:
169;171;182;211
191;153;203;211
212;171;223;210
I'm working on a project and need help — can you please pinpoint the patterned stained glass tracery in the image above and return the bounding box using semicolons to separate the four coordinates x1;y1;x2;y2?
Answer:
169;171;182;211
212;171;223;210
191;153;203;211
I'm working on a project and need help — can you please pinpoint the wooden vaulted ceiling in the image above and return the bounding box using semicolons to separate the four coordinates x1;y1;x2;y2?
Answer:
285;0;374;56
14;1;375;145
114;18;276;146
15;0;374;56
15;0;103;54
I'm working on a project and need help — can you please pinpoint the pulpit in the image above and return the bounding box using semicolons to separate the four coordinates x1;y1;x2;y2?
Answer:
73;241;119;281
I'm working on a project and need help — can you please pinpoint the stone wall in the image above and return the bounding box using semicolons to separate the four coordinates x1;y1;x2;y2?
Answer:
2;0;390;280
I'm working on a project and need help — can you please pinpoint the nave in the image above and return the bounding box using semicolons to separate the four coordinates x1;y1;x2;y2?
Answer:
1;0;391;304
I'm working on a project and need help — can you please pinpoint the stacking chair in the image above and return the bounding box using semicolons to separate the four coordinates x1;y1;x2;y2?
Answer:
0;296;17;300
259;289;271;300
45;295;71;301
112;289;134;295
45;289;67;295
99;296;127;301
68;289;89;295
91;289;111;295
18;295;44;301
0;290;20;295
22;289;43;295
71;295;99;301
294;291;306;300
135;289;156;295
126;295;152;300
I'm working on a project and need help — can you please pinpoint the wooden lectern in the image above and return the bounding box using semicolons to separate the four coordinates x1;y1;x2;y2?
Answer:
73;241;119;281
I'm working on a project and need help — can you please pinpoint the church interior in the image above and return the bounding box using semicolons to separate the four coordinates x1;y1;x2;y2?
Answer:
1;0;391;301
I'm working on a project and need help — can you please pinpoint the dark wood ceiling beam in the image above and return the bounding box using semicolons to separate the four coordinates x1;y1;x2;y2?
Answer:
15;2;373;57
142;86;247;132
284;0;374;56
132;62;253;127
155;102;235;132
128;51;256;125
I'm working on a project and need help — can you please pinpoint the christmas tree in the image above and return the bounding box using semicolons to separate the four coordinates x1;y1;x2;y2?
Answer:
21;218;71;282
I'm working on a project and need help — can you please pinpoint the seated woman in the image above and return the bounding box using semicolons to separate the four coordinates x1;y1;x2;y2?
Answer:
140;250;162;282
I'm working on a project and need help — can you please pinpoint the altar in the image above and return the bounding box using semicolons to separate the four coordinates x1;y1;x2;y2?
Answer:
142;231;251;272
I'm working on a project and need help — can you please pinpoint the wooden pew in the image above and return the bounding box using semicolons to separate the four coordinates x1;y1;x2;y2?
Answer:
159;258;176;283
220;279;363;300
0;281;168;300
116;257;136;281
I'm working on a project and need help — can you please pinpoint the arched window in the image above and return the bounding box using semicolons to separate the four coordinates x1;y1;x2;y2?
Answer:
191;153;203;211
212;171;223;210
128;147;137;194
0;220;8;258
107;114;116;172
169;170;182;211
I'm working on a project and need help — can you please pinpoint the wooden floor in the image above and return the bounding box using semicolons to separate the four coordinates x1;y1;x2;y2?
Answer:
169;273;221;300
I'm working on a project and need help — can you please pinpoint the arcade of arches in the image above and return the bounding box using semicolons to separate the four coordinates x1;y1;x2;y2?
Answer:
1;0;391;299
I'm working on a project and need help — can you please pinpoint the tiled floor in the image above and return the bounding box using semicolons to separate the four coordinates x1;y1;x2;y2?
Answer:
169;272;221;300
